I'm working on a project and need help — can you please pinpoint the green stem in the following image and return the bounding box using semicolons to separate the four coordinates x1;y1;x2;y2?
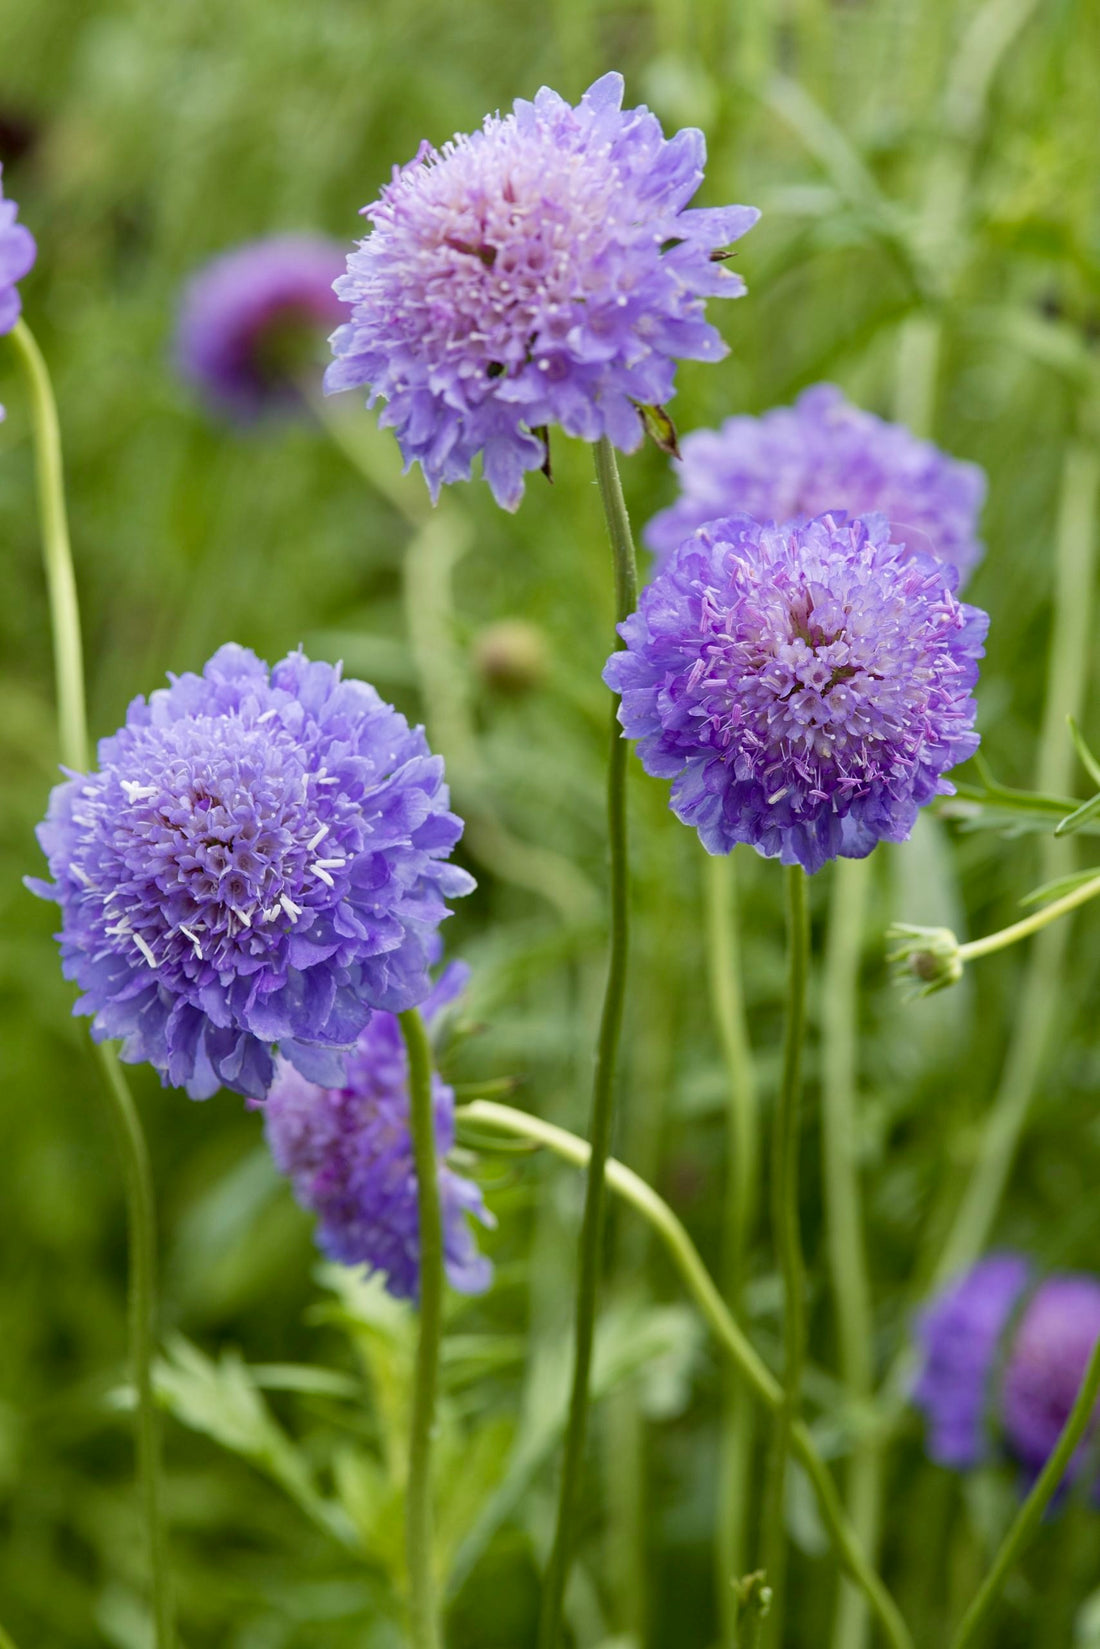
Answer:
955;871;1100;962
760;865;810;1646
0;1623;19;1649
458;1101;913;1649
537;436;638;1649
399;1008;445;1649
948;1330;1100;1649
705;851;759;1646
822;857;878;1649
11;319;174;1648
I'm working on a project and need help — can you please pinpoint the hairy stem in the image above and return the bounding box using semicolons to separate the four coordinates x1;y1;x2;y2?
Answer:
12;318;174;1648
399;1008;445;1649
538;436;638;1649
458;1101;913;1649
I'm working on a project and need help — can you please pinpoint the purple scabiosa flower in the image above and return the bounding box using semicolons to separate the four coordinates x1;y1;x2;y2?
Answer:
0;163;36;422
325;72;758;510
1001;1273;1100;1491
645;383;986;585
176;236;346;420
263;959;493;1300
911;1254;1032;1469
29;644;474;1102
603;512;988;874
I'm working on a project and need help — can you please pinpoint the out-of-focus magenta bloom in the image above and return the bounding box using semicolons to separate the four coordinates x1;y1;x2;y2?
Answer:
325;72;758;509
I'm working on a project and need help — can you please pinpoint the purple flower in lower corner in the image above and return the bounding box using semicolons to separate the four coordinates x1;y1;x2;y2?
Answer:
325;72;758;510
263;960;494;1300
604;512;987;874
645;383;986;586
176;236;346;420
1002;1273;1100;1490
0;163;36;422
29;644;474;1101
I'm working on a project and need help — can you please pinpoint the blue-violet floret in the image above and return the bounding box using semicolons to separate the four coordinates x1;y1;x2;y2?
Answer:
29;644;474;1100
325;71;758;509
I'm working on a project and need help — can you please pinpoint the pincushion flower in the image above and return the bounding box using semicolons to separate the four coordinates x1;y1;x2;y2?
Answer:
177;236;346;420
646;383;986;585
604;512;987;874
29;644;474;1101
325;71;758;509
913;1256;1100;1496
263;958;493;1300
0;164;36;422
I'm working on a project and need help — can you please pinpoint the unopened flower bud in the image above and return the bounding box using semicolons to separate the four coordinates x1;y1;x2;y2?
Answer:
887;923;964;996
473;619;548;695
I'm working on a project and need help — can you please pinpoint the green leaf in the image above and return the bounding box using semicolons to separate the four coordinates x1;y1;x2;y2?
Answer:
1068;716;1100;790
1055;790;1100;837
1018;868;1100;908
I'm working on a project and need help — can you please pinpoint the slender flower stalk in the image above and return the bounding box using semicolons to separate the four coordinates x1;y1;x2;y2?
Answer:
760;865;811;1647
0;1622;20;1649
821;855;878;1649
948;1330;1100;1649
9;318;175;1648
399;1007;446;1649
705;850;760;1646
955;873;1100;962
457;1100;914;1649
538;436;638;1649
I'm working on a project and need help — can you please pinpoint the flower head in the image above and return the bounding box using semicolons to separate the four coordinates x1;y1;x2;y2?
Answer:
325;72;758;509
604;512;987;874
0;164;36;422
912;1254;1031;1469
29;644;474;1101
1001;1274;1100;1488
645;384;985;585
177;236;346;420
263;959;493;1300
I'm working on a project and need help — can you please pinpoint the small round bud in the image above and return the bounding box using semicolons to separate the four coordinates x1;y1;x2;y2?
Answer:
887;923;964;996
473;619;549;695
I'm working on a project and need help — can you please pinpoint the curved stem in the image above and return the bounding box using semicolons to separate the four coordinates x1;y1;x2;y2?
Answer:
822;857;878;1649
760;864;810;1645
949;1330;1100;1649
11;318;174;1648
399;1008;445;1649
705;851;759;1645
956;871;1100;962
457;1101;913;1649
537;436;638;1649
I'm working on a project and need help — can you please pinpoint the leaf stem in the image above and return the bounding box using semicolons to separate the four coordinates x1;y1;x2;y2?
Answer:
955;870;1100;962
537;436;637;1649
458;1100;913;1649
11;318;174;1648
399;1007;445;1649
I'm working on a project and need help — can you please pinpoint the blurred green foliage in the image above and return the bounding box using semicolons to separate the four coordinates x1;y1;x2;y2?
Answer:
2;0;1100;1645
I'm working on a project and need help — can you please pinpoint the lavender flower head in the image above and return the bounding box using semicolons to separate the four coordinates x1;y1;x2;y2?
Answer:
0;164;36;422
29;644;474;1101
1001;1273;1100;1489
177;236;346;420
604;512;987;874
646;384;986;585
912;1254;1032;1469
263;959;493;1300
325;72;758;509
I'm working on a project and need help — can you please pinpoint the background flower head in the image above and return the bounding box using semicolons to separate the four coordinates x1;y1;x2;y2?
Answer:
604;512;987;874
177;235;346;420
30;644;474;1101
1001;1273;1100;1489
263;958;493;1301
0;163;36;421
645;383;986;585
325;71;758;509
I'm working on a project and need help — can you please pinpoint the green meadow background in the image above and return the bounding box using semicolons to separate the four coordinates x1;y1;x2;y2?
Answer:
2;0;1099;1644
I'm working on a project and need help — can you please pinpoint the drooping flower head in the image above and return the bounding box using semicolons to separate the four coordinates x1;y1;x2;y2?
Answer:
177;236;346;420
29;644;474;1101
0;164;36;422
604;512;987;874
646;384;986;585
263;958;493;1300
913;1257;1100;1498
325;72;758;510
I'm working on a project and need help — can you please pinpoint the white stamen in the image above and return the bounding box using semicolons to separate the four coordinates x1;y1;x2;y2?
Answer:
120;780;158;803
256;708;278;723
178;924;203;958
132;932;158;968
313;857;345;870
310;863;335;887
280;894;302;921
767;787;791;805
70;863;93;887
306;824;329;851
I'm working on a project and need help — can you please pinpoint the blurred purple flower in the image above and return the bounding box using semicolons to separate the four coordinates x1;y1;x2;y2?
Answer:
177;236;346;420
1002;1273;1100;1490
263;959;493;1300
0;163;36;422
645;384;985;585
604;512;987;873
29;644;474;1101
912;1254;1031;1469
325;71;758;509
